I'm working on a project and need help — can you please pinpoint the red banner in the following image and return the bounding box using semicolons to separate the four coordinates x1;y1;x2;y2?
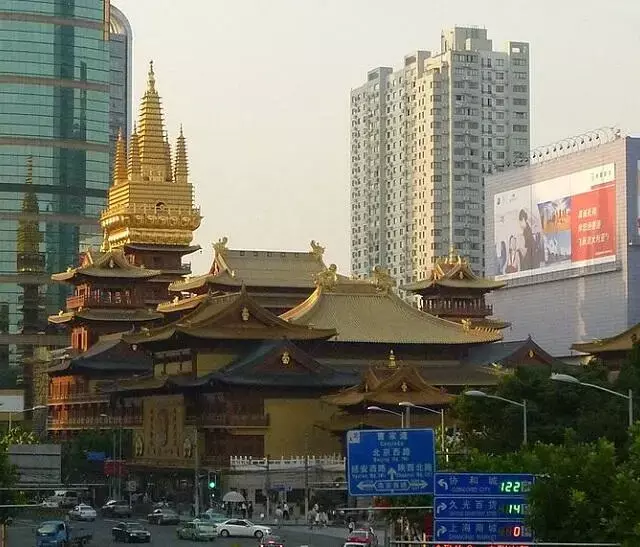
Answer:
104;459;127;477
570;184;616;262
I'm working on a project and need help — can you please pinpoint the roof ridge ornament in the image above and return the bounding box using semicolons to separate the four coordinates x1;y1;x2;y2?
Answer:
371;266;395;292
310;240;325;260
314;264;338;290
388;349;397;369
213;236;229;257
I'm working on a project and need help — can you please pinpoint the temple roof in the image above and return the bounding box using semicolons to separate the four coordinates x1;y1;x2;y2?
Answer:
401;248;506;293
169;238;339;292
280;271;502;345
572;323;640;355
125;285;337;346
106;339;355;394
465;337;563;368
47;332;152;375
48;308;163;325
123;243;201;254
157;293;208;313
318;412;444;432
51;249;161;282
323;363;456;407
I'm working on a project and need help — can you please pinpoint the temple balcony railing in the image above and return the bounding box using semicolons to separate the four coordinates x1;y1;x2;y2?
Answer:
423;300;493;317
229;454;346;471
185;413;269;428
48;391;107;404
47;414;142;429
66;294;145;310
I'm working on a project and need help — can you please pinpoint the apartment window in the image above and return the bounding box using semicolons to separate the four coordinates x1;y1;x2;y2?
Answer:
495;58;505;67
513;85;528;93
514;111;528;119
513;98;528;106
514;71;528;80
495;85;504;93
513;124;528;132
512;58;527;66
495;72;504;80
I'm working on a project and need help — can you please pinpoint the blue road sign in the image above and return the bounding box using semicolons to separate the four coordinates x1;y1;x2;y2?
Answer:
85;451;106;462
434;520;533;543
346;428;435;497
434;495;528;520
434;472;534;496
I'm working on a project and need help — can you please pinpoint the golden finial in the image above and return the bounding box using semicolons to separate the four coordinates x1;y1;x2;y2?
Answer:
128;123;141;177
114;128;128;185
388;349;397;369
148;60;156;92
461;318;471;331
213;236;229;256
174;125;189;184
448;245;458;264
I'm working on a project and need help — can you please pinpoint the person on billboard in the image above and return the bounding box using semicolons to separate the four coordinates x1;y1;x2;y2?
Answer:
518;209;538;270
505;235;521;274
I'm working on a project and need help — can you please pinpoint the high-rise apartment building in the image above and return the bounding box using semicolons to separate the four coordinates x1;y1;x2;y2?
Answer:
108;4;133;181
0;0;131;367
350;27;530;286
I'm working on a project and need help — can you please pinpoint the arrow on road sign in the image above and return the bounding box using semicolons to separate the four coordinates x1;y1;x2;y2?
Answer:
437;478;448;490
436;525;447;536
408;480;428;489
387;468;397;479
436;502;447;514
357;482;375;491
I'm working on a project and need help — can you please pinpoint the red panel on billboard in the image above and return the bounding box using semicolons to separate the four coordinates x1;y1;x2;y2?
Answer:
570;184;616;262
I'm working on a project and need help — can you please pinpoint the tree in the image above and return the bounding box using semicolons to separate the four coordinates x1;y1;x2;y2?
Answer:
60;430;114;483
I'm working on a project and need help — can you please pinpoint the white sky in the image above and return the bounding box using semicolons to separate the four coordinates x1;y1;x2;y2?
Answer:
112;0;640;275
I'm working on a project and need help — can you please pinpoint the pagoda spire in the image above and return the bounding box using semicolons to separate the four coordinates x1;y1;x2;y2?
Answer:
174;125;189;183
128;123;141;177
113;128;128;185
137;60;169;182
17;156;44;269
164;132;173;182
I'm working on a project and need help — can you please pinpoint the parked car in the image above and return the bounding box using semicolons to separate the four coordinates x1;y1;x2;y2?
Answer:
41;497;61;508
35;520;92;547
68;504;97;522
216;519;271;538
147;508;180;525
347;529;378;547
177;520;217;541
56;491;80;509
101;500;132;518
112;521;152;543
260;535;285;547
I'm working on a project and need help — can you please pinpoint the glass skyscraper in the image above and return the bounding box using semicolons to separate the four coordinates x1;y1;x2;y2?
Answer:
0;0;131;366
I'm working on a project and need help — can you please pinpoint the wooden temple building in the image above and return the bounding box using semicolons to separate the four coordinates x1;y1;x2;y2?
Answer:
402;248;510;330
40;63;561;493
572;323;640;369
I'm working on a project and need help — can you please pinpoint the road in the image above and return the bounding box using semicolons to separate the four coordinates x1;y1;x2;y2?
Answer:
6;517;349;547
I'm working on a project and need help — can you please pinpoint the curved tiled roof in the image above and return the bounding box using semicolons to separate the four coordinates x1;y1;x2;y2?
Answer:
52;249;161;282
281;281;502;345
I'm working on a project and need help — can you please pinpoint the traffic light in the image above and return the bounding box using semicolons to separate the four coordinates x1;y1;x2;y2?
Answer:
208;471;217;489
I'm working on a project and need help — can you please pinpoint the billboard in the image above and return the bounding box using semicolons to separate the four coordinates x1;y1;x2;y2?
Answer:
8;444;61;485
493;164;616;279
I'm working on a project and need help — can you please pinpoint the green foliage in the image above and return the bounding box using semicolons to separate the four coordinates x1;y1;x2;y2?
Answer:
60;429;122;483
0;426;37;449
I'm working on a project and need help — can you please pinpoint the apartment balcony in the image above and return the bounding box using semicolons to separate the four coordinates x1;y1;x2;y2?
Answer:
66;294;145;310
185;413;269;428
47;414;142;430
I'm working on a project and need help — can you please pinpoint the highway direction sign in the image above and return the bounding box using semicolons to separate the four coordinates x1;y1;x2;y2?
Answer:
434;520;533;543
346;428;435;497
434;472;534;496
434;495;528;519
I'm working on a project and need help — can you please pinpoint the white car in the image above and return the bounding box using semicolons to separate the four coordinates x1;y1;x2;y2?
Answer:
68;503;97;521
216;519;271;538
41;497;61;508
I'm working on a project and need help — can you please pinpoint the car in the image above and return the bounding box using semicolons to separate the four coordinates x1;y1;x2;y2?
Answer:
344;543;368;547
147;507;180;525
41;497;61;508
195;512;227;525
216;519;271;538
112;521;152;543
68;503;97;521
260;535;285;547
347;529;378;547
177;520;217;541
102;500;132;518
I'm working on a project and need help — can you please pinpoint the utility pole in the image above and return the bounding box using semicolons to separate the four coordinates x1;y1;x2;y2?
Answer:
265;455;271;520
194;428;200;517
304;454;309;520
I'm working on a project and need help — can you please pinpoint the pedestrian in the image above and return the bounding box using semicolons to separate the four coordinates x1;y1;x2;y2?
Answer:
275;506;283;528
315;510;321;529
283;502;289;521
248;501;254;519
241;502;247;518
348;518;355;534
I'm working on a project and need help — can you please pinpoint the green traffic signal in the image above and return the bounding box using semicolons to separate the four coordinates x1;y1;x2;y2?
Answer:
208;481;216;489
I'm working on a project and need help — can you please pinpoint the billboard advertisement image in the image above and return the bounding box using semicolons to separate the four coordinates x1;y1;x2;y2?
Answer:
493;164;616;279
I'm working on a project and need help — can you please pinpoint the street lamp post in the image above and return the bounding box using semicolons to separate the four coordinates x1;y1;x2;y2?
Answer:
398;402;446;456
465;390;528;445
6;405;47;431
366;406;405;428
551;372;634;428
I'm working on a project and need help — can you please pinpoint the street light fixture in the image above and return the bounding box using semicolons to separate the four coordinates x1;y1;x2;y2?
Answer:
398;402;446;455
366;405;405;428
464;390;528;445
551;372;633;428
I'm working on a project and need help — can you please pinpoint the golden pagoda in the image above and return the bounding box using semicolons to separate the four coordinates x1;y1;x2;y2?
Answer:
100;61;201;253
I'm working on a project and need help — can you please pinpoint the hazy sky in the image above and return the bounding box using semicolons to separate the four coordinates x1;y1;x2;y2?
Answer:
113;0;640;275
